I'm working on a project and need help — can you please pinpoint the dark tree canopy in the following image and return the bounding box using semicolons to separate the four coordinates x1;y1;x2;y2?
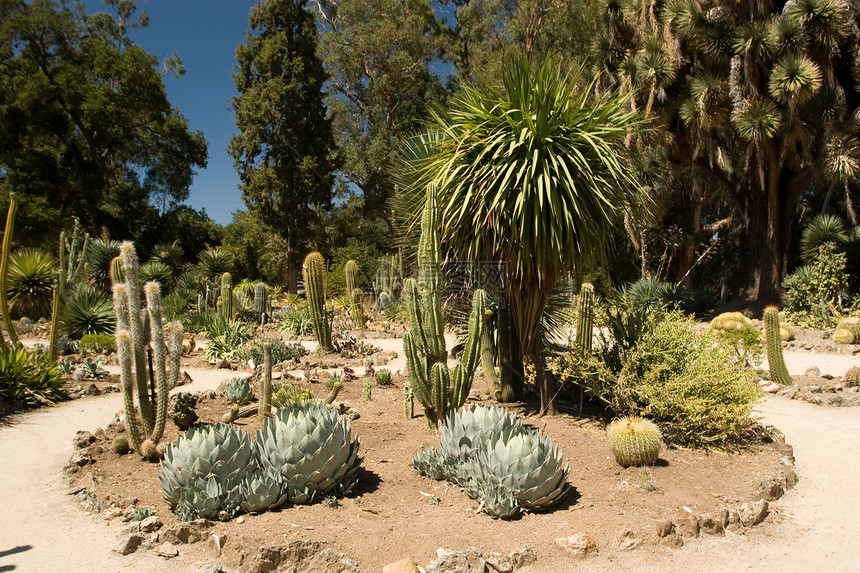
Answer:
0;0;208;245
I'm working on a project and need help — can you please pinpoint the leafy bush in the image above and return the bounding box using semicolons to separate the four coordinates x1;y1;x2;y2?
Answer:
60;285;116;338
237;338;307;366
180;311;217;335
0;346;66;406
557;312;762;448
784;243;848;328
203;318;253;363
278;307;313;336
79;333;117;354
7;248;57;319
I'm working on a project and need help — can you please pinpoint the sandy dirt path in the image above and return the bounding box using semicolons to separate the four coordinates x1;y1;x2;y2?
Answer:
0;347;857;572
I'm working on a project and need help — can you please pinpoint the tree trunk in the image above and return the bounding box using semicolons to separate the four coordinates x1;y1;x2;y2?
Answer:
286;237;298;295
497;295;523;402
508;274;558;415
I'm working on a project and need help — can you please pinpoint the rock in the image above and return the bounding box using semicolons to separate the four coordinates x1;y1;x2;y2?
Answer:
756;473;788;501
102;507;123;521
139;515;163;533
207;533;227;558
161;520;214;545
738;499;769;526
673;508;699;538
197;566;224;573
725;508;742;531
699;511;727;535
615;528;639;550
156;541;179;558
804;366;821;377
72;368;86;381
555;533;597;559
506;547;536;570
760;382;781;393
656;519;674;538
807;385;824;393
112;533;144;555
659;534;684;548
240;541;357;573
68;449;93;467
178;371;193;386
72;430;96;449
427;547;487;572
83;383;101;396
827;394;847;406
383;557;421;573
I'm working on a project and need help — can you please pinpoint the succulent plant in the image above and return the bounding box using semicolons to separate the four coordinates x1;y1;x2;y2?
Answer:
169;392;199;430
835;318;860;340
112;435;130;455
833;328;855;344
255;402;361;504
780;324;796;341
240;467;288;513
710;312;755;333
159;423;255;509
363;378;372;400
224;378;254;405
413;405;569;519
575;283;594;354
375;368;392;385
303;252;333;352
607;416;662;467
404;382;414;419
764;306;792;385
270;383;314;409
439;404;524;463
845;366;860;386
174;475;243;521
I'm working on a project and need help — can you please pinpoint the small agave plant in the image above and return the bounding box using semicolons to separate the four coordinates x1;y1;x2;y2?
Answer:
224;378;254;405
256;402;361;504
413;405;569;519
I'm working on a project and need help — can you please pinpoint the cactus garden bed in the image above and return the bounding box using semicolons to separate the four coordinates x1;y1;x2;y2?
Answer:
66;363;795;571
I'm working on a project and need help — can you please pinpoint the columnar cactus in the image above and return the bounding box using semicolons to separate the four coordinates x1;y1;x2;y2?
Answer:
259;342;273;422
404;382;414;418
575;283;594;355
351;288;364;330
303;252;333;352
344;261;363;328
0;195;17;345
221;272;233;319
764;306;792;385
345;260;358;294
49;218;90;359
403;185;486;429
254;282;268;324
113;242;184;460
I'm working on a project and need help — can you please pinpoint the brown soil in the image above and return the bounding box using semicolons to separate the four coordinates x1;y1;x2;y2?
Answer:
72;366;790;571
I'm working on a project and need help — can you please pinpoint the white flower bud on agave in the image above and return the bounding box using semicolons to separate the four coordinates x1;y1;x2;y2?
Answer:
159;423;254;508
256;402;361;504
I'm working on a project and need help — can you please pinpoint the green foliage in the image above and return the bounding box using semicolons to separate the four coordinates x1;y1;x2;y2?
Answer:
800;214;849;263
0;346;65;407
60;286;116;338
413;406;569;519
203;318;253;363
277;306;313;336
271;383;314;409
238;338;307;366
140;260;174;293
0;1;207;244
7;248;57;319
784;243;848;328
86;239;122;294
557;312;763;448
224;378;254;406
197;247;233;279
327;239;380;295
607;417;662;467
79;333;117;355
710;312;763;368
375;368;392;386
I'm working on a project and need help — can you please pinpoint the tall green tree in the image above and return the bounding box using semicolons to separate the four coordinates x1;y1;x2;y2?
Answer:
0;0;207;246
406;56;648;415
312;0;447;221
230;0;337;293
595;0;860;304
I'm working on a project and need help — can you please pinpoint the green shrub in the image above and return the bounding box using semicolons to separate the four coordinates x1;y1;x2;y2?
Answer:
203;318;253;363
784;243;848;328
277;307;313;336
79;333;117;354
0;346;66;406
60;285;116;338
557;312;762;449
7;247;57;319
238;338;307;366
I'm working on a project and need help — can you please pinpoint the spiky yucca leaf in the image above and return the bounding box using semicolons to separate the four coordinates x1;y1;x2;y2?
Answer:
800;214;848;262
735;98;782;142
197;247;232;278
769;55;822;104
785;0;850;53
60;285;115;338
86;238;121;294
7;248;57;319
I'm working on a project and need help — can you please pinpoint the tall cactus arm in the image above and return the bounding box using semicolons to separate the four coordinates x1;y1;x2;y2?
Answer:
430;362;450;426
764;307;792;385
144;282;169;443
260;342;272;422
450;289;487;409
405;278;428;355
166;321;183;392
0;194;18;345
49;281;61;360
404;331;430;406
576;283;595;354
116;329;143;453
119;242;153;433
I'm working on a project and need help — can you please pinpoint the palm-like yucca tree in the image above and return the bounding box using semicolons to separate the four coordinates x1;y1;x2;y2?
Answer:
406;56;649;414
7;248;57;319
197;246;233;280
86;238;121;294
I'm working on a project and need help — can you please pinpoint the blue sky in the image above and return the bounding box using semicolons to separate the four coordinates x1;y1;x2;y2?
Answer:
86;0;258;225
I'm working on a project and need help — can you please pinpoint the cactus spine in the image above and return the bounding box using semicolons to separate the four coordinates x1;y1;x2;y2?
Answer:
403;185;486;429
303;252;333;352
575;283;594;354
221;272;233;319
259;342;272;422
254;282;268;324
608;416;662;467
112;242;184;460
764;306;791;384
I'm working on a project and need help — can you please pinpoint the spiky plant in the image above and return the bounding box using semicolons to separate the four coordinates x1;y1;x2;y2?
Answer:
303;252;333;352
7;248;57;319
60;285;116;338
0;345;65;406
140;260;174;292
224;378;254;405
800;214;848;263
86;238;121;294
197;247;233;279
607;416;662;467
764;306;792;384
